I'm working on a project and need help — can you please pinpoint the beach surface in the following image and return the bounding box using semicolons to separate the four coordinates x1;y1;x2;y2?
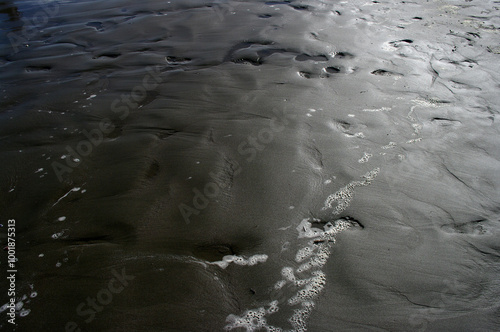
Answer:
1;0;500;331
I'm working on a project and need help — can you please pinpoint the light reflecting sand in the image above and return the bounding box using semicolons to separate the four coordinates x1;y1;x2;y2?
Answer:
1;0;499;330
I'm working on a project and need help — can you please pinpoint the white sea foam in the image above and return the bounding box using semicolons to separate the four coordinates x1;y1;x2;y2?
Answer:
225;169;379;331
212;254;268;269
323;168;379;214
382;142;396;149
225;220;351;331
358;152;372;163
362;106;391;112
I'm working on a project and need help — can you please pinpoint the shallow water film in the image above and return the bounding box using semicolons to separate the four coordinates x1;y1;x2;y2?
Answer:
1;0;500;331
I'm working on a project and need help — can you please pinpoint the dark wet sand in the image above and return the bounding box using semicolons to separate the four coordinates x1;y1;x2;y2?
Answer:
1;0;500;331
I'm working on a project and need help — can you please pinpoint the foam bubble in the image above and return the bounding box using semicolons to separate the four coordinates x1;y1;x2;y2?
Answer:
296;219;324;239
324;185;354;214
382;142;396;149
212;261;229;269
296;261;313;273
248;254;268;266
266;300;279;314
225;302;282;331
406;138;422;144
281;267;296;282
289;301;315;332
358;152;372;163
344;131;366;138
15;301;24;310
224;307;267;331
362;106;391;112
295;246;314;262
51;231;64;239
212;254;268;269
299;245;331;273
19;309;31;317
223;255;235;263
274;280;286;290
233;256;248;265
412;123;422;134
323;168;379;214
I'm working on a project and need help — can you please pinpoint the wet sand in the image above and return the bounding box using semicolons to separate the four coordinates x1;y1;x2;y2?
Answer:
1;0;500;331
